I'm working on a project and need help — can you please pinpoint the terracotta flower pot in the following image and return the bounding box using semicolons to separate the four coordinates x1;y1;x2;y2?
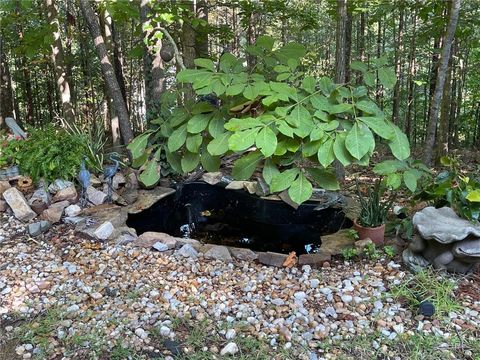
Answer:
353;219;386;245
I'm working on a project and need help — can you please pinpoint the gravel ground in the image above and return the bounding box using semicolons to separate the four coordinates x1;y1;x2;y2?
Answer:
1;213;479;360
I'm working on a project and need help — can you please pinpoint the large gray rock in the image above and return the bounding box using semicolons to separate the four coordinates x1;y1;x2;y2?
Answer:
402;248;430;273
175;244;198;258
413;207;480;244
2;187;37;222
128;187;175;214
28;187;50;214
86;186;107;206
48;179;74;194
230;247;258;261
204;245;232;262
52;186;77;203
319;229;355;255
28;220;51;237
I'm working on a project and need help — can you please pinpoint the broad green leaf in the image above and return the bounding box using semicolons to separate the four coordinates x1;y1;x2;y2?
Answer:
167;125;187;152
270;168;300;192
386;173;402;189
350;61;368;72
378;67;397;90
127;131;152;159
310;127;324;141
288;172;313;204
256;35;275;51
256;127;277;157
212;80;226;96
352;86;368;98
194;58;215;71
286;104;310;127
319;77;334;96
131;151;150;168
219;53;239;72
243;84;259;100
186;134;203;153
293;114;315;139
319;120;339;132
181;151;200;173
345;122;375;160
403;169;418;192
275;42;307;63
232;151;263;180
373;160;405;175
358;117;394;139
200;148;221;172
139;159;160;187
207;132;231;156
277;122;294;137
177;69;211;83
388;124;410;160
274;141;287;156
208;118;225;138
165;149;182;173
466;190;480;202
228;128;260;151
333;132;354;166
226;83;245;96
276;73;290;81
191;102;214;114
364;72;376;87
330;103;353;114
307;168;340;190
302;76;316;94
263;158;280;184
310;94;331;112
225;117;262;131
317;138;335;167
187;113;211;134
302;140;321;157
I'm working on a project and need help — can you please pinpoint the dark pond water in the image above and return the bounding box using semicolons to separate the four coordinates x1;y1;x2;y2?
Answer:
126;182;351;254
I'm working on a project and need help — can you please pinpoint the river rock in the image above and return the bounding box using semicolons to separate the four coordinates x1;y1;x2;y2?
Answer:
257;252;288;267
134;232;177;249
175;244;199;258
319;229;355;255
413;206;480;244
0;200;6;212
86;186;107;206
298;253;331;267
65;204;81;217
220;342;239;356
28;187;50;214
28;221;51;237
229;247;258;261
112;173;126;190
48;179;74;194
2;187;37;222
40;200;69;223
204;245;232;262
0;180;11;195
94;221;114;240
52;186;77;203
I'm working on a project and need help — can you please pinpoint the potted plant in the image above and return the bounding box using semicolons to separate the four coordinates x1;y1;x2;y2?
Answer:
354;178;395;244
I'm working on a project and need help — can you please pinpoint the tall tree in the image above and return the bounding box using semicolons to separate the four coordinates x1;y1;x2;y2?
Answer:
423;0;461;165
392;8;404;124
79;0;133;144
0;35;14;127
45;0;75;123
335;0;348;84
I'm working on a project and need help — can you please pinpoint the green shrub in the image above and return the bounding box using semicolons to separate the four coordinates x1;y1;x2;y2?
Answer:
15;126;87;182
129;36;415;204
341;247;359;260
0;132;22;168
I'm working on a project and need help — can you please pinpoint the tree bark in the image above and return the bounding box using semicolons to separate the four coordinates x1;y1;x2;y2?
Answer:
182;0;197;102
195;0;209;58
335;0;348;84
404;11;417;140
392;8;404;124
434;54;453;160
45;0;75;124
79;0;133;144
0;35;15;128
423;0;461;165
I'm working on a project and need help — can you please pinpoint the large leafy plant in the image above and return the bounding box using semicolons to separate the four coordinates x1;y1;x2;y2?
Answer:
129;36;411;204
417;156;480;222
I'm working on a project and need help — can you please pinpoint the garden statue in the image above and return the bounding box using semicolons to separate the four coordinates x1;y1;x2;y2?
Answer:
103;154;120;203
78;156;90;207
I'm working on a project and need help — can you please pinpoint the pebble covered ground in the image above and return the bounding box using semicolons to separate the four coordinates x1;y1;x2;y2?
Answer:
1;213;479;360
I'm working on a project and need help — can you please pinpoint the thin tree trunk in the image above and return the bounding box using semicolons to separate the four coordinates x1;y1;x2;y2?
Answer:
0;35;15;128
423;0;461;165
45;0;75;123
335;0;348;84
434;55;453;160
80;0;133;144
405;11;417;140
195;0;209;58
392;8;404;124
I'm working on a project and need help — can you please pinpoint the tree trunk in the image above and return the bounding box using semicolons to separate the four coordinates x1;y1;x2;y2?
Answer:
45;0;75;123
392;8;404;124
182;0;197;102
335;0;348;84
0;35;15;128
344;7;352;84
423;0;461;165
375;16;382;102
434;55;452;161
195;0;209;58
141;0;166;122
79;0;133;144
404;11;417;140
356;11;365;84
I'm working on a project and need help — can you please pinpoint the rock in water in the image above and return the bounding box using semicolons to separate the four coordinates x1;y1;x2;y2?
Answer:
413;206;480;244
2;187;37;222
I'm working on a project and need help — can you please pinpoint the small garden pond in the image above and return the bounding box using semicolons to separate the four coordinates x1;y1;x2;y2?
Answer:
127;182;351;254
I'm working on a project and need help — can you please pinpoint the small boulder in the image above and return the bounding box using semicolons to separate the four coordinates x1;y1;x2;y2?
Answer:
204;245;232;262
230;247;258;261
0;200;7;212
2;187;37;222
134;231;177;249
220;342;239;356
201;172;223;185
152;242;169;252
48;179;74;194
175;244;198;258
225;181;245;190
258;252;288;267
319;229;355;255
28;221;51;237
65;204;82;217
0;180;11;195
298;253;331;267
86;186;108;205
52;186;77;204
112;173;126;190
28;187;50;214
94;221;114;240
40;200;69;223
